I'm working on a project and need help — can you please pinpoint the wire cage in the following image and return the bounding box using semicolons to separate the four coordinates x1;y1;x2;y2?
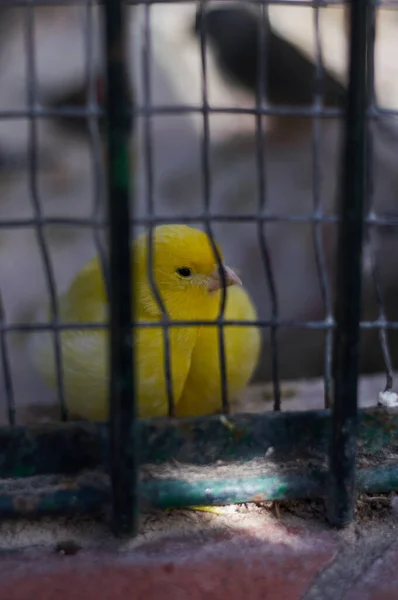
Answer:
0;0;397;538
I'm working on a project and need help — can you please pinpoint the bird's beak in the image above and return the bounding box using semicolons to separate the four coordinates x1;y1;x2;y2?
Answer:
207;265;242;292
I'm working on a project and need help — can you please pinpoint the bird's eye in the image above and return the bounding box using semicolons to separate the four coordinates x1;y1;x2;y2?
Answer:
176;267;192;278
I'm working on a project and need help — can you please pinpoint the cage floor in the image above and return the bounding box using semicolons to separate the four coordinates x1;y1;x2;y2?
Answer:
0;494;398;600
15;371;394;426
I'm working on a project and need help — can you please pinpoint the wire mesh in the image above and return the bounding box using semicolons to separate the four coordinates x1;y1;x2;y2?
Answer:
254;2;281;411
24;2;68;421
312;4;334;410
0;0;396;536
197;1;230;414
141;0;176;417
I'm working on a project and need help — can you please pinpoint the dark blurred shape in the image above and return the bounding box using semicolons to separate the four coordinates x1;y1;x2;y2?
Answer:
42;75;105;139
43;73;135;139
0;148;28;170
194;3;346;107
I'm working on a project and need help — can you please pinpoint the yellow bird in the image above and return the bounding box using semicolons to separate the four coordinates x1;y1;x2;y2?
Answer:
176;283;260;417
30;225;260;420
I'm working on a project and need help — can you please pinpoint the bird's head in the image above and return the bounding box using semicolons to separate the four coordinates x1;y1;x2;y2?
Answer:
134;225;242;319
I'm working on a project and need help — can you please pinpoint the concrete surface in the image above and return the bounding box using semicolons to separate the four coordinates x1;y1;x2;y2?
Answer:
20;371;396;423
0;500;398;599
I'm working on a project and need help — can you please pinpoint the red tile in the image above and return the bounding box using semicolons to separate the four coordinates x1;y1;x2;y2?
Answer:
0;524;338;600
343;545;398;600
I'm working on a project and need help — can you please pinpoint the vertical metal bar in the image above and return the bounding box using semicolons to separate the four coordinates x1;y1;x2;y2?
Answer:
84;1;110;298
312;7;333;409
197;1;229;414
328;0;369;527
364;4;394;395
255;3;281;411
103;0;137;536
142;1;175;417
0;294;14;425
24;4;67;421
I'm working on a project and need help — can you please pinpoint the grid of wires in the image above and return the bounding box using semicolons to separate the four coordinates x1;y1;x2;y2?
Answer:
0;0;396;536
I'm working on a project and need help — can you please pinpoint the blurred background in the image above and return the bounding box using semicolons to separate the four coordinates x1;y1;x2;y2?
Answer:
0;1;397;421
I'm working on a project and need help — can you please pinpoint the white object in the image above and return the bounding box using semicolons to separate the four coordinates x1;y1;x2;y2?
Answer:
378;390;398;408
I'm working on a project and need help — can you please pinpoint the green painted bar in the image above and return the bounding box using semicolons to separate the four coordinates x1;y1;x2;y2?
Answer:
0;408;397;479
0;466;398;518
328;0;370;528
103;0;137;537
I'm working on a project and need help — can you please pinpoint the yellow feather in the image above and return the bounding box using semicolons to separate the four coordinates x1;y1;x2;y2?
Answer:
176;285;261;417
30;225;260;421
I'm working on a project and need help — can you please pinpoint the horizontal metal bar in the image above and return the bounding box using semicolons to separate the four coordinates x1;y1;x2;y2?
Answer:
0;423;105;478
1;465;398;517
137;0;398;5
131;466;398;508
1;104;398;121
3;318;398;333
1;407;397;478
0;106;342;120
0;0;396;8
0;105;332;118
373;106;398;118
1;214;398;229
136;105;345;118
0;107;102;120
0;0;354;9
